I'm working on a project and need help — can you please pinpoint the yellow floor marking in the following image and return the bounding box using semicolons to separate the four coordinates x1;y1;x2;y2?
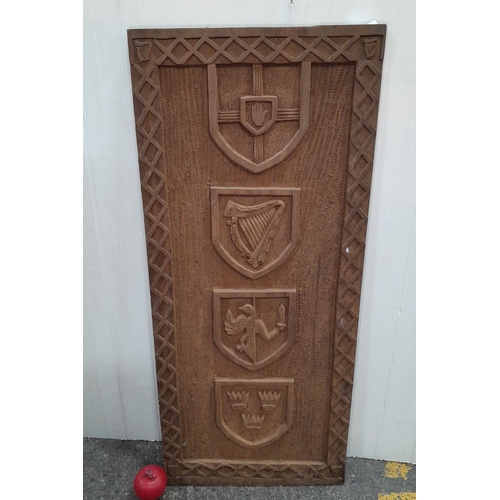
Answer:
384;461;412;479
378;494;416;500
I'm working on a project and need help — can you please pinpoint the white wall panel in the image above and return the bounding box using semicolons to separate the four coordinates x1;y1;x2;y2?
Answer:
83;0;415;462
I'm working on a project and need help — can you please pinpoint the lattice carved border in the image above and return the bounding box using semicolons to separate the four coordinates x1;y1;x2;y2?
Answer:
128;25;386;485
130;58;182;465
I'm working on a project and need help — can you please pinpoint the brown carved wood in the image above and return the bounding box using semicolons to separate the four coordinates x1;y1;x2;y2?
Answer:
128;25;386;486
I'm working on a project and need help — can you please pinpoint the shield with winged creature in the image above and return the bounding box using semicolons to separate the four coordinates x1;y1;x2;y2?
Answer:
213;289;296;370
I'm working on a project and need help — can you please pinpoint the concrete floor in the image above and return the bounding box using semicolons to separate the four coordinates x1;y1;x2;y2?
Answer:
83;438;416;499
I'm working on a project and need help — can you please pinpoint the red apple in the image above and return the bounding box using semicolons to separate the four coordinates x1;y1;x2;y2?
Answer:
133;465;167;500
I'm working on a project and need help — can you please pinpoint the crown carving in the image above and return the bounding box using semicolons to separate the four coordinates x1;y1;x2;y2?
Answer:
241;413;265;429
258;390;282;411
226;390;250;410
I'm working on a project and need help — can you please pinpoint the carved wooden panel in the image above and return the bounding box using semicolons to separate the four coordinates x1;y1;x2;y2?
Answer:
128;25;386;485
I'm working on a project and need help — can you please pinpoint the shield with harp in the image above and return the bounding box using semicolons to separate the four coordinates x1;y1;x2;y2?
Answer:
211;187;300;279
363;37;379;59
208;62;311;173
134;40;152;62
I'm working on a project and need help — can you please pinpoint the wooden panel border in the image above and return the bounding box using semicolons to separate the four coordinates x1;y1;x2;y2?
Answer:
128;24;386;485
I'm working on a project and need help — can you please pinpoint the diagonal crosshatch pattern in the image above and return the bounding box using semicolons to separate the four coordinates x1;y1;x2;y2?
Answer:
151;33;362;66
131;59;183;464
129;25;385;485
328;56;382;474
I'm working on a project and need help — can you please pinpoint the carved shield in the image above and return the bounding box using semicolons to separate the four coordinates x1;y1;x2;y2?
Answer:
208;62;311;173
215;378;294;448
240;96;277;136
134;40;152;62
363;37;380;59
213;289;296;370
211;187;300;279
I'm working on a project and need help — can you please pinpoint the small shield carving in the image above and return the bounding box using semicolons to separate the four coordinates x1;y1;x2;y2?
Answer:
208;62;311;173
213;289;296;370
363;37;379;59
134;40;152;62
240;96;277;136
211;187;300;279
215;378;294;448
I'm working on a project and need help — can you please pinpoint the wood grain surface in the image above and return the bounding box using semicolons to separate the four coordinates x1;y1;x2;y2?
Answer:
128;25;386;485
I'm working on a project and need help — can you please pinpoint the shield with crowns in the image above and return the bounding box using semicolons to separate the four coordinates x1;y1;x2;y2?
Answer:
215;378;294;448
208;62;311;173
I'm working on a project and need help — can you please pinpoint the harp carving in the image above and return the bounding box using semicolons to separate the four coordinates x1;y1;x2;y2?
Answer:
134;41;152;62
211;187;299;279
363;37;379;59
224;200;285;269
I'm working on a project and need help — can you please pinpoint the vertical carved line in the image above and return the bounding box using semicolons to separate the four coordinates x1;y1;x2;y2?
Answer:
298;61;311;133
252;296;257;364
253;64;264;163
254;136;264;163
253;64;264;95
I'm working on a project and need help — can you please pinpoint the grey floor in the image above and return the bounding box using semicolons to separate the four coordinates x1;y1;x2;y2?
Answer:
83;438;416;500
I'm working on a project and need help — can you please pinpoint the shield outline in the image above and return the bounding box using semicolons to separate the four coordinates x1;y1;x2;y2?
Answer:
215;378;294;448
134;40;152;62
208;62;311;173
213;289;296;370
239;96;277;136
211;187;300;280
